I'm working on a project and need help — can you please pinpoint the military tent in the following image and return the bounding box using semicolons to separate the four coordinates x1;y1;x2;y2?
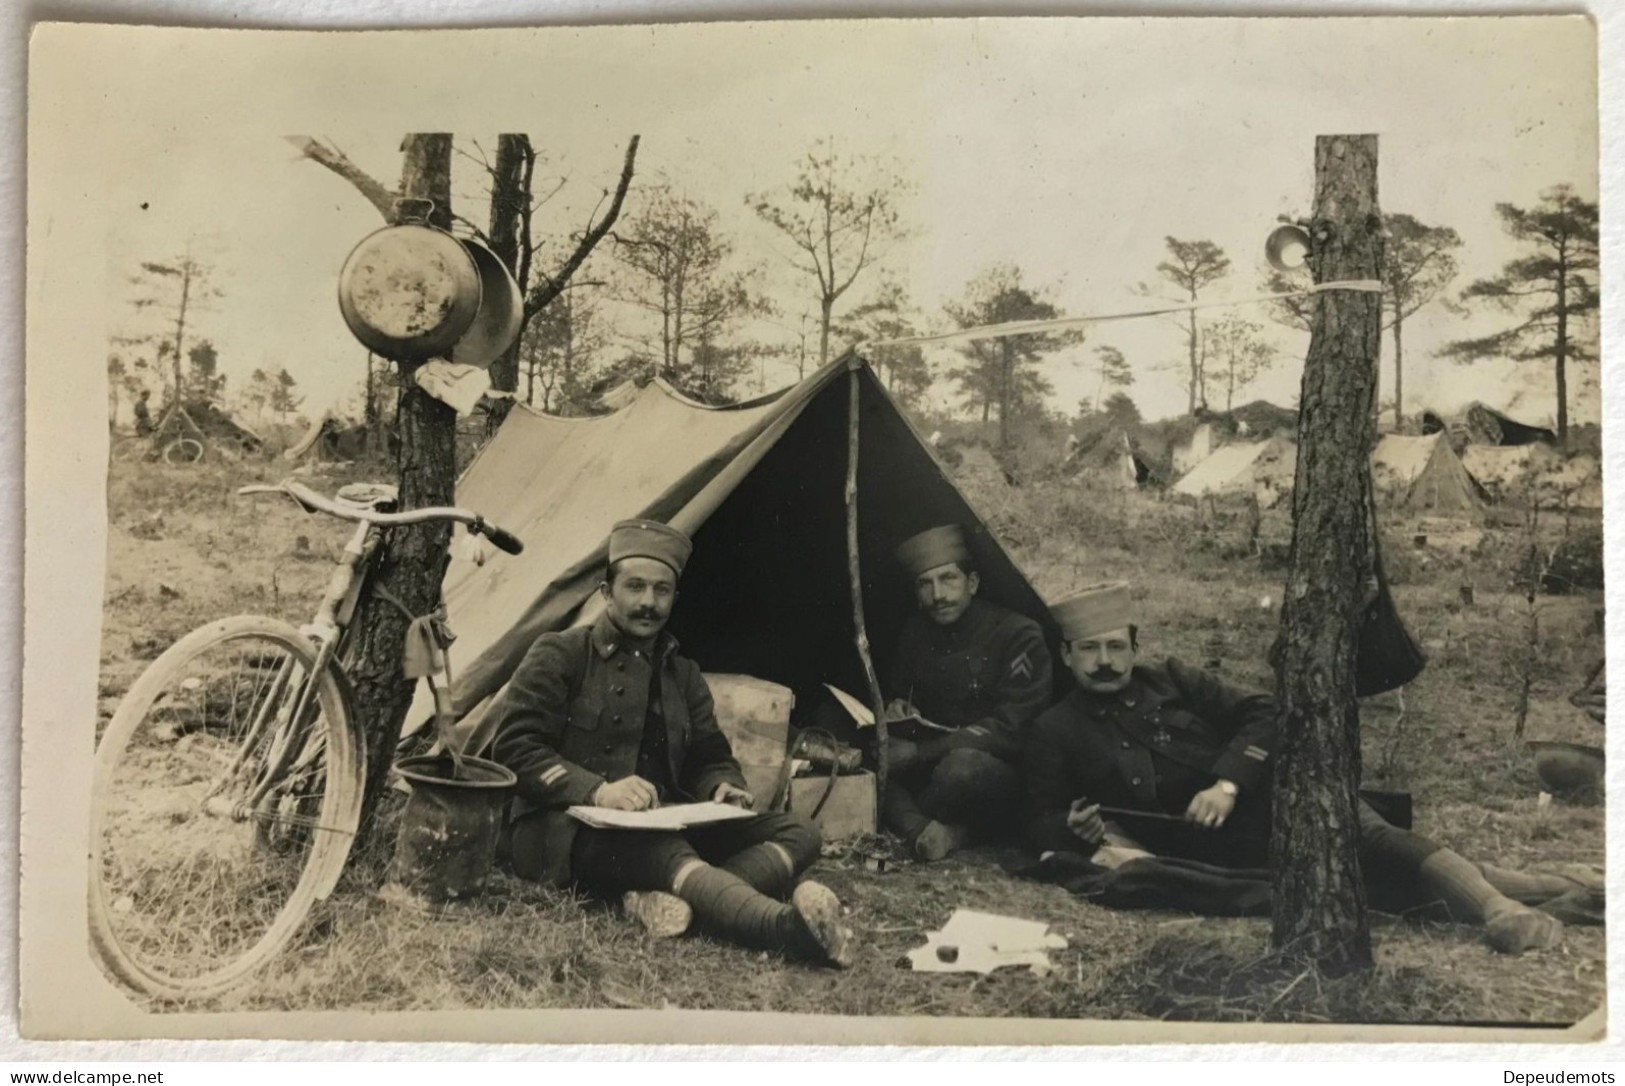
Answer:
1460;443;1564;503
433;354;1065;753
1370;432;1485;514
1172;436;1297;508
1070;429;1148;489
1464;402;1558;447
1171;422;1220;477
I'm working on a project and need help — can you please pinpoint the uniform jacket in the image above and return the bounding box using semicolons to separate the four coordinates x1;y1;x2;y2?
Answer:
886;597;1053;761
487;610;747;886
1023;657;1277;857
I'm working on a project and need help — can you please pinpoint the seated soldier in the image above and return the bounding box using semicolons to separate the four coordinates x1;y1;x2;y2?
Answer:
881;524;1053;861
488;519;854;968
1025;581;1596;955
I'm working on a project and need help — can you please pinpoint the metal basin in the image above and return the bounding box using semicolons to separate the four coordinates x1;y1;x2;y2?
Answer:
338;223;482;360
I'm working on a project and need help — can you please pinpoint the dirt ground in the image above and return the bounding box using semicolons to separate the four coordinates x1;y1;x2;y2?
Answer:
92;448;1607;1028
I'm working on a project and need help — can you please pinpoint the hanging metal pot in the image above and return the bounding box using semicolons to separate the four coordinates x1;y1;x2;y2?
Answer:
449;240;524;369
337;201;482;361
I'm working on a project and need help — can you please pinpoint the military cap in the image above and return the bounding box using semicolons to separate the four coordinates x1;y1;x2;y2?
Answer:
608;518;692;576
896;524;972;578
1051;581;1134;642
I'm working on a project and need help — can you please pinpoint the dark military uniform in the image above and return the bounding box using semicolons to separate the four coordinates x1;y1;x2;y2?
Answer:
883;597;1054;838
489;611;819;890
1024;657;1275;866
1023;658;1501;915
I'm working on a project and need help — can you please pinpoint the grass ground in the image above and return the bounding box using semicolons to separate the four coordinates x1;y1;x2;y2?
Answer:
94;448;1606;1027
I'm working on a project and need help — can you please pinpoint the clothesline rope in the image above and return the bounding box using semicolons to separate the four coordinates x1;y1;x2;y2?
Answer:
867;279;1384;349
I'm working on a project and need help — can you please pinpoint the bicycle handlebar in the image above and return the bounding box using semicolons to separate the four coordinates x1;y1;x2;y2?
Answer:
238;481;525;555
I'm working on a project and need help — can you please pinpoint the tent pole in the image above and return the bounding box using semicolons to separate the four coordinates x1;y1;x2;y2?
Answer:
845;362;889;814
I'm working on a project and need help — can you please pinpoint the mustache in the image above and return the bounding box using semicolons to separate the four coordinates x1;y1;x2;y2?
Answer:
629;608;664;621
1086;667;1125;681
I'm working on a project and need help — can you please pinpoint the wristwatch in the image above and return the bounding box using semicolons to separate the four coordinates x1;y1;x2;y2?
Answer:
1215;779;1239;798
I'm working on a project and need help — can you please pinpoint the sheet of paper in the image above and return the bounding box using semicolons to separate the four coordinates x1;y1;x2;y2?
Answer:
565;801;757;831
907;908;1068;975
823;683;949;733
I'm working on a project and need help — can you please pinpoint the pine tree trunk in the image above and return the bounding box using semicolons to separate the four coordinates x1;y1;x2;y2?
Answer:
1269;134;1381;974
1186;308;1199;414
1555;264;1569;449
1392;315;1404;430
343;133;460;850
485;134;529;434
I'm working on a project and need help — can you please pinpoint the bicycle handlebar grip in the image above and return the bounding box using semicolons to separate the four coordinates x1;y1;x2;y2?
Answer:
482;523;525;555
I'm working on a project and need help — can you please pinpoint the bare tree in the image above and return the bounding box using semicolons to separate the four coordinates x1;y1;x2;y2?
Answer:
611;183;771;401
1441;185;1597;447
1139;237;1231;415
749;138;906;367
117;246;223;406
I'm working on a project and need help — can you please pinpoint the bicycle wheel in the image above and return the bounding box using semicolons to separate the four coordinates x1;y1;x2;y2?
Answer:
89;616;364;1001
162;438;204;465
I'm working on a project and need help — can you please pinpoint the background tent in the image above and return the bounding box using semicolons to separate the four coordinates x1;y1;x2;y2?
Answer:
1173;436;1297;508
1464;402;1558;447
1069;429;1148;489
1370;432;1485;514
1171;422;1219;477
1460;443;1564;503
436;354;1065;753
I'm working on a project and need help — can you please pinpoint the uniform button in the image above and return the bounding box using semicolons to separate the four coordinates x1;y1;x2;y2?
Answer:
1121;741;1131;749
612;713;623;724
613;685;625;695
1131;777;1143;786
602;743;614;754
616;663;625;672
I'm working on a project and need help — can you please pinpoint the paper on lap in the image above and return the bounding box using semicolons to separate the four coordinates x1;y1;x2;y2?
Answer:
565;801;758;831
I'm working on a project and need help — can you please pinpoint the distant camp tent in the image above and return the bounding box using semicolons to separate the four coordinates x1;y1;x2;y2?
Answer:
1227;400;1299;438
1171;422;1220;477
1173;436;1297;508
1070;429;1149;489
1460;443;1564;503
1548;454;1604;511
1370;432;1485;514
428;354;1066;753
1463;402;1557;447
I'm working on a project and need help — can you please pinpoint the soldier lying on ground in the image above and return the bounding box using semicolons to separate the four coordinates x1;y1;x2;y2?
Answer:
1022;581;1601;955
487;519;854;967
878;524;1054;861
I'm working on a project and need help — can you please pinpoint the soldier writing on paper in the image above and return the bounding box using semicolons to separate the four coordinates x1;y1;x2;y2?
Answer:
879;524;1054;861
1024;582;1599;954
487;519;854;966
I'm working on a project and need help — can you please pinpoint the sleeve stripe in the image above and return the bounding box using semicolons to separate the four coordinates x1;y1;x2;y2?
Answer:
539;765;568;786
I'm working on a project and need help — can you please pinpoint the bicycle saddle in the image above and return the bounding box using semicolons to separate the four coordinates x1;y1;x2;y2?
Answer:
335;482;400;511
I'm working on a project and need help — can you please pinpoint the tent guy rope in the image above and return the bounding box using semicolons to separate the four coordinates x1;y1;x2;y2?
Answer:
868;279;1384;349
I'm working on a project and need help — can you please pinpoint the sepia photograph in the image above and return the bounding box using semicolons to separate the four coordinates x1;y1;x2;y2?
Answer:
20;13;1607;1046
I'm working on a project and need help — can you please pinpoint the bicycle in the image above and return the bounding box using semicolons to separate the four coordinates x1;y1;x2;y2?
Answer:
88;479;523;1001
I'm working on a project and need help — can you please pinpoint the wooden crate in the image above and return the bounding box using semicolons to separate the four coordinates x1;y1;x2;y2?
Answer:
787;771;876;840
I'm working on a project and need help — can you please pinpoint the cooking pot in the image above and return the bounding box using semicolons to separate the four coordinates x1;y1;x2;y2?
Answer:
338;219;482;360
449;240;524;369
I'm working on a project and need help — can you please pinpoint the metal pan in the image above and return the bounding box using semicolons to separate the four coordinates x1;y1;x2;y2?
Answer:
338;222;482;360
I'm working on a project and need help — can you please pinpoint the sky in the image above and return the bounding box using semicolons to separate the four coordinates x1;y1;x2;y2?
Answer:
80;17;1599;427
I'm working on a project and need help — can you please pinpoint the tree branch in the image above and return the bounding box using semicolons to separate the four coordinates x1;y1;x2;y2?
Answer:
527;135;640;317
286;136;398;221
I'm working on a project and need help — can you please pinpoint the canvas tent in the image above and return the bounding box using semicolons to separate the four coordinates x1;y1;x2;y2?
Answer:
1370;432;1485;514
1070;429;1148;489
1172;436;1297;508
1171;422;1219;477
433;354;1065;753
1464;402;1557;447
1460;443;1564;503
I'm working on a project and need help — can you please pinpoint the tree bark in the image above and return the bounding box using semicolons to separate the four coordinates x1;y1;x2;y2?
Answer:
1555;255;1569;449
485;134;530;433
343;134;460;848
1391;315;1404;429
1269;134;1382;974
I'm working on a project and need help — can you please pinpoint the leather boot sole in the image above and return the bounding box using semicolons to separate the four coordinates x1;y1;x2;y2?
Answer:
791;881;855;968
622;890;693;938
1485;906;1565;955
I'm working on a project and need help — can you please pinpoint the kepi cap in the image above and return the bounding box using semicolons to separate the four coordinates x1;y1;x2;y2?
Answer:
1051;581;1134;642
608;518;692;576
896;524;971;578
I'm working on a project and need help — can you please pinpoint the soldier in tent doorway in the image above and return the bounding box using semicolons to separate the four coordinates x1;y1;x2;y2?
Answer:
879;524;1054;861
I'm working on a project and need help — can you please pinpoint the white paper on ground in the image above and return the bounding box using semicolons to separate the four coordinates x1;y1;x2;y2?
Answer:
565;801;757;831
907;908;1068;975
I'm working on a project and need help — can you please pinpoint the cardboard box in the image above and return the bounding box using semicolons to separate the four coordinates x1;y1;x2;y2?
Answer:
787;770;876;840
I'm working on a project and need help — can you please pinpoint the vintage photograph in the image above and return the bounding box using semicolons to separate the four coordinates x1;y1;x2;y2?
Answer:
23;16;1603;1043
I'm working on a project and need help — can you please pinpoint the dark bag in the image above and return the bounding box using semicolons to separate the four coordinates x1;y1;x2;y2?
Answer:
1355;484;1427;697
